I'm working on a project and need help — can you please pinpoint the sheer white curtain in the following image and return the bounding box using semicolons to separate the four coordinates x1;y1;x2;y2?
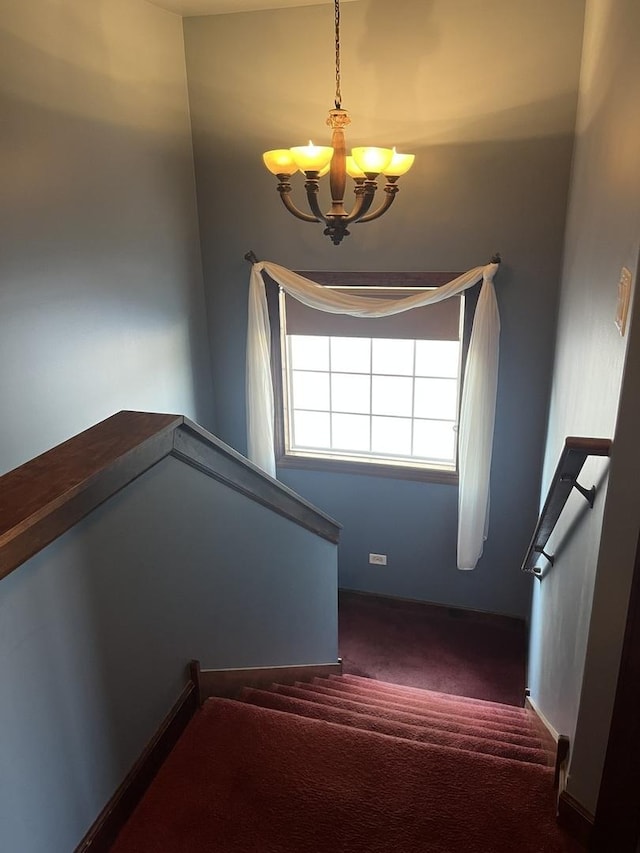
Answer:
246;260;500;570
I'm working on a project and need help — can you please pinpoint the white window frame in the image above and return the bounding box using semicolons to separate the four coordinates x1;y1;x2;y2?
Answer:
265;270;473;484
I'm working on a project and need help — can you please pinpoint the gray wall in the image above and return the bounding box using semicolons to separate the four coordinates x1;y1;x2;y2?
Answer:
527;0;640;813
0;455;338;852
0;0;213;476
183;0;585;618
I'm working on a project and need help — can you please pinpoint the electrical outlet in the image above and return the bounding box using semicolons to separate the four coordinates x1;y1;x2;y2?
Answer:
369;553;387;566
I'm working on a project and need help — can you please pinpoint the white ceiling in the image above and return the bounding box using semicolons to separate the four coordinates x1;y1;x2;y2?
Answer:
146;0;356;17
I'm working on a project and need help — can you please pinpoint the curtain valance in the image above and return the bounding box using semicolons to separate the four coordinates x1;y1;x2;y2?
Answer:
246;260;500;570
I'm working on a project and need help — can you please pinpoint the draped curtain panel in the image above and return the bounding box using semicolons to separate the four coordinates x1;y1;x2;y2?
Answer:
246;260;500;570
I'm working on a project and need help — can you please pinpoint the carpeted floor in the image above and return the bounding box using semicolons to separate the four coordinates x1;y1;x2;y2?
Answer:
113;677;580;853
112;592;544;853
338;590;527;706
112;595;549;851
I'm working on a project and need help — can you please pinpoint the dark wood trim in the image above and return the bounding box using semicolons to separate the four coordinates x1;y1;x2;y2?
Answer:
190;659;203;707
74;676;199;853
173;419;341;543
591;527;640;852
0;412;182;582
265;269;472;486
0;411;342;581
197;660;343;701
294;270;462;288
557;790;593;849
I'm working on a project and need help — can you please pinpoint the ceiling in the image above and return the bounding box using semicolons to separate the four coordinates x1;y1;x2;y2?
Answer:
146;0;356;17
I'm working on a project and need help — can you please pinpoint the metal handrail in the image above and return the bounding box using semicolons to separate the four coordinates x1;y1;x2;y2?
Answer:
521;437;612;576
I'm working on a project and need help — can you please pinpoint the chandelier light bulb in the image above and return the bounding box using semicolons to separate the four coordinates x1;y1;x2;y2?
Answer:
290;141;334;173
351;147;394;177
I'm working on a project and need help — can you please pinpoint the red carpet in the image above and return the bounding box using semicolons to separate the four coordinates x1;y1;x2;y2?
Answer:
339;591;527;706
113;676;579;852
270;683;540;739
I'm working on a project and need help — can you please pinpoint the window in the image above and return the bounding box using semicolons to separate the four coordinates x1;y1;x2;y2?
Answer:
265;271;475;483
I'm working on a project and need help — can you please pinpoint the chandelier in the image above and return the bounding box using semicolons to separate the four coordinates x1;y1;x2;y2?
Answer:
262;0;415;246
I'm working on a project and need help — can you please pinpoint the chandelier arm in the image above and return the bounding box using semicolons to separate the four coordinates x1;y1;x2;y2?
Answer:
355;181;400;224
304;178;329;224
343;181;378;225
275;177;320;223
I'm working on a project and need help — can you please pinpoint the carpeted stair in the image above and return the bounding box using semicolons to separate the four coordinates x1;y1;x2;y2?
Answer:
113;674;580;852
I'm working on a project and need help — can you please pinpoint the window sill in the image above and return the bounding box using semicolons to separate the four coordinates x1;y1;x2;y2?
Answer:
276;453;458;485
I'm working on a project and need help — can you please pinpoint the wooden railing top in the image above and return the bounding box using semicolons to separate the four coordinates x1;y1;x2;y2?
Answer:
521;436;612;576
0;411;341;582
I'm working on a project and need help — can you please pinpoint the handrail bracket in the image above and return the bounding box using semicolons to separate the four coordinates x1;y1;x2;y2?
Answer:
560;474;596;508
533;545;555;567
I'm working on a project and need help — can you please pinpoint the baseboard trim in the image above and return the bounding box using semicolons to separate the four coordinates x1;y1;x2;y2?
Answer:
525;696;569;786
338;587;525;626
525;695;560;742
558;790;594;848
195;659;343;701
74;675;199;853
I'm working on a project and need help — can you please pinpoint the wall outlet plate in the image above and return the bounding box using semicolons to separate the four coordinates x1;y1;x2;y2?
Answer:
615;266;633;336
369;553;387;565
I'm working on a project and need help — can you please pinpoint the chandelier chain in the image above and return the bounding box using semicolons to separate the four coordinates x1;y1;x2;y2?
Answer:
334;0;341;109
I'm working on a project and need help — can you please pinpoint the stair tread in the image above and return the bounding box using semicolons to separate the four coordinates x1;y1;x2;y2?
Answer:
321;677;530;722
334;674;528;714
339;673;526;710
241;687;553;766
112;698;576;853
273;683;545;746
207;696;552;773
286;682;539;738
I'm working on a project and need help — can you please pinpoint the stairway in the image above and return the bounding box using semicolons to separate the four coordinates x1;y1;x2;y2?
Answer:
113;675;580;852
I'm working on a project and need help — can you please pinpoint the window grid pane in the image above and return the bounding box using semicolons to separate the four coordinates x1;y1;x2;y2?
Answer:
331;373;371;414
332;413;371;452
372;375;414;417
414;377;458;420
331;337;371;373
372;338;415;375
415;340;460;378
289;335;330;370
292;410;331;449
291;370;330;411
285;333;460;467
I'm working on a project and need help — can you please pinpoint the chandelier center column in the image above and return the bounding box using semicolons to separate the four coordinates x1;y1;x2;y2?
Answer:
327;108;350;219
